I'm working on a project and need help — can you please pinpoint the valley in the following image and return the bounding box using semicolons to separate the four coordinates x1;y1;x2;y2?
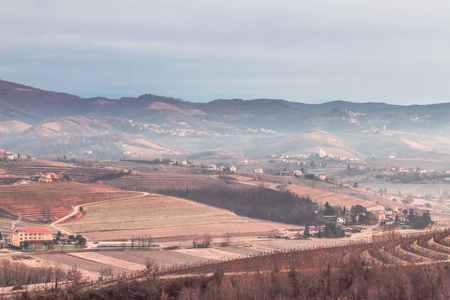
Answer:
0;80;450;297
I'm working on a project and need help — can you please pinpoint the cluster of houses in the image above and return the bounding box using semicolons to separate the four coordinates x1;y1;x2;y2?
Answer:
282;226;326;239
278;206;407;239
0;151;16;160
333;206;406;225
273;149;364;163
206;164;237;172
0;150;32;161
29;172;61;183
379;166;438;177
376;207;406;224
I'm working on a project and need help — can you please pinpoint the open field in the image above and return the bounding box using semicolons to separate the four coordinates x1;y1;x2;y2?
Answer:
6;255;99;281
0;182;132;221
287;184;383;211
98;250;208;269
101;170;221;192
60;193;291;241
33;252;130;277
359;181;450;198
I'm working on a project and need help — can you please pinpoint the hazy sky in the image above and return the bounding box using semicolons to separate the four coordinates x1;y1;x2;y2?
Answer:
1;1;450;104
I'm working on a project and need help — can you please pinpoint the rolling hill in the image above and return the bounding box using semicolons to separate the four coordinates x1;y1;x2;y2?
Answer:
1;79;450;160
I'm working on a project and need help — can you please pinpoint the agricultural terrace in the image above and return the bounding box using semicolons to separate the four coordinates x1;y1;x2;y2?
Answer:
287;184;384;211
100;161;199;175
99;170;221;192
60;193;290;241
0;160;74;177
0;159;131;183
0;182;132;222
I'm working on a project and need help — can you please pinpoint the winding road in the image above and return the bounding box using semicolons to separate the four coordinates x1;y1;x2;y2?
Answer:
51;191;149;238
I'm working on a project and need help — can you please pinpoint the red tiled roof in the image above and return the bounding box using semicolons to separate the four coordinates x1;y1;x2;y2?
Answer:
12;226;52;233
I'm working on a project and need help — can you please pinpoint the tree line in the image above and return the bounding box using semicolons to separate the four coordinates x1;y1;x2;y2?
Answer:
155;184;321;225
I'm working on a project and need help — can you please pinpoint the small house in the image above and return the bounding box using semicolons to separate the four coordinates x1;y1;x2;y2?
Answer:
207;164;217;171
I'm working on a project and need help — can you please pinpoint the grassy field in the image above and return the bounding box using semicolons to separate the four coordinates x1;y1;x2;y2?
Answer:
0;182;132;221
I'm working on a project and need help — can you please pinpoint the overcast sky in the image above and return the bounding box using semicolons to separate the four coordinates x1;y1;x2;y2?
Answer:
1;1;450;104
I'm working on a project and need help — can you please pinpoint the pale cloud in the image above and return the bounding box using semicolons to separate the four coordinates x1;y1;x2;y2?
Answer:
1;0;450;104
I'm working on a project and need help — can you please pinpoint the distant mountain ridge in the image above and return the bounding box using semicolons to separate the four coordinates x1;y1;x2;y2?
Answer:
1;79;450;160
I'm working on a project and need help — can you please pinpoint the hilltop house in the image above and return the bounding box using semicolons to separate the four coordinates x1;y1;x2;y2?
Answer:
207;164;217;171
254;168;263;174
4;152;15;160
10;226;53;248
293;170;303;176
229;166;237;172
31;172;60;182
318;174;328;181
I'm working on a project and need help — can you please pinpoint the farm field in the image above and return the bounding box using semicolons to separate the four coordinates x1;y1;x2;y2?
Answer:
0;160;74;177
33;252;130;277
0;160;123;183
98;249;208;269
7;254;99;280
287;184;383;211
0;182;132;222
60;193;291;241
101;171;221;192
4;227;447;291
0;212;43;234
158;229;450;277
359;181;449;198
100;161;199;175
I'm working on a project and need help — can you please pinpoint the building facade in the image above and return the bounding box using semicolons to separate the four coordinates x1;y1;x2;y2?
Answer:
10;226;53;247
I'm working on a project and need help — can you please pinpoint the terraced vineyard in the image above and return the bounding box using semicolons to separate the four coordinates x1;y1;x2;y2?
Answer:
0;160;126;183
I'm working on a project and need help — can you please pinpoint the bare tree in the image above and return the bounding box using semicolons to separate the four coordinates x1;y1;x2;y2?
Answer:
221;232;231;247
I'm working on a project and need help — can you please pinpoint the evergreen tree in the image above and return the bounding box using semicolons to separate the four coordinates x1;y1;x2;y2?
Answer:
416;210;432;229
323;202;336;215
303;226;310;238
